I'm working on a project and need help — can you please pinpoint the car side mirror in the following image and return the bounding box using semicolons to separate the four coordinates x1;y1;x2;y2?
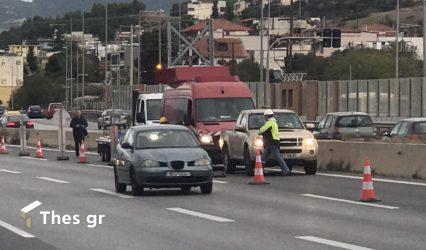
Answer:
121;142;133;150
136;113;145;123
382;131;390;137
235;125;245;132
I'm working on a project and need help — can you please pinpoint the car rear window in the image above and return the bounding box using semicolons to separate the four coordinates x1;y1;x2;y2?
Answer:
414;122;426;134
0;106;5;111
7;115;30;122
336;115;373;128
50;104;63;109
30;106;41;110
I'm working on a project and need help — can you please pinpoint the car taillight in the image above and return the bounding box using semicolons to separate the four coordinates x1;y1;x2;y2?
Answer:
7;122;15;126
410;134;419;141
27;121;33;126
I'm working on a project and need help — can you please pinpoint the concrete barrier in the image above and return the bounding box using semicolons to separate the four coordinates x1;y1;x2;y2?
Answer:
318;141;426;180
0;128;102;152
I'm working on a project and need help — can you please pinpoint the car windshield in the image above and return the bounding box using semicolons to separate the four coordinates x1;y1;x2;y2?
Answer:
8;115;30;122
0;106;5;111
249;113;304;129
146;99;161;121
30;106;41;110
135;130;199;149
50;104;63;109
105;109;123;117
336;115;373;128
196;98;254;122
414;122;426;134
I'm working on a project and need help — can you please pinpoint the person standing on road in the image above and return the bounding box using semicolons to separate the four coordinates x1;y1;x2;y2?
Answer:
70;110;88;157
259;109;290;176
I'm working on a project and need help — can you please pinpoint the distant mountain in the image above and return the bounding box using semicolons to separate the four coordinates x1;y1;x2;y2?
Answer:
0;0;176;31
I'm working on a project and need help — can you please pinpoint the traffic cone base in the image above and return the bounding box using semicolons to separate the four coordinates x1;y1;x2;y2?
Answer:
359;158;380;202
249;150;269;185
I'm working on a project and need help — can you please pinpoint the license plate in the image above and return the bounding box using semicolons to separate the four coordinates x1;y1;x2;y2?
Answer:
166;172;191;177
283;154;297;159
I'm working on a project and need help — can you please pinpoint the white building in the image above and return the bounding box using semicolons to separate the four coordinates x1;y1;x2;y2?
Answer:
187;0;226;20
368;36;424;60
234;0;249;16
0;55;24;106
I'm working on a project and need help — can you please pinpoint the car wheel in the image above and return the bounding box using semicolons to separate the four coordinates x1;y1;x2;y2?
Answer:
223;146;236;174
98;125;102;130
244;147;255;176
200;182;213;194
130;169;144;196
181;186;191;192
114;167;126;193
304;160;317;175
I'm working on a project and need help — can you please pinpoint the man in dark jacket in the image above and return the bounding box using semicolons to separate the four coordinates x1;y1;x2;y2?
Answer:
258;109;290;176
70;110;88;156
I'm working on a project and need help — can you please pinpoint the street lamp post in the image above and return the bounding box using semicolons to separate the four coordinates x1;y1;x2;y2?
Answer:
260;0;264;83
395;0;399;81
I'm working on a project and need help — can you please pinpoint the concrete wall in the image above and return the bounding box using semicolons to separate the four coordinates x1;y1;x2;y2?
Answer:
318;140;426;180
1;128;102;151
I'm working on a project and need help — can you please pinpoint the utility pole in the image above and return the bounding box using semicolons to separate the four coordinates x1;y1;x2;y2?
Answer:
11;62;14;109
423;0;426;78
82;0;86;109
105;1;108;86
266;0;271;84
70;16;74;109
65;41;69;110
158;11;162;67
130;25;134;86
260;0;264;83
395;0;399;81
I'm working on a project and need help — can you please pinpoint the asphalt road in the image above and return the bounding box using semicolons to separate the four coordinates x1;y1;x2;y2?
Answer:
1;146;426;250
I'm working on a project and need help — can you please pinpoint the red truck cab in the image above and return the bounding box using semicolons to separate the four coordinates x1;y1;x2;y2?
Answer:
156;66;254;164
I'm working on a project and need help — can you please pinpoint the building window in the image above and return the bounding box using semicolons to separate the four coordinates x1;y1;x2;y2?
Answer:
218;43;228;52
1;79;6;85
281;90;287;108
288;89;293;108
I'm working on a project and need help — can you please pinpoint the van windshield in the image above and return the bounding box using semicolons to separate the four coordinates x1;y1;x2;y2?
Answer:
196;98;254;122
146;99;161;121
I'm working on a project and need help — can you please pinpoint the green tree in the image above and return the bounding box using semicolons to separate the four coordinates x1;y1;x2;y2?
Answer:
234;59;264;82
27;46;38;73
212;1;219;18
224;0;236;20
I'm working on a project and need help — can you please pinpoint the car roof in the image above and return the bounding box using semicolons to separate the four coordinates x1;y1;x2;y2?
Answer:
399;118;426;122
326;112;369;116
131;124;189;131
4;111;22;116
241;109;295;114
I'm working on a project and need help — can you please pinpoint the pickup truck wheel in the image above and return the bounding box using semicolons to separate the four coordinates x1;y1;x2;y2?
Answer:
244;148;255;176
223;146;236;174
304;160;317;175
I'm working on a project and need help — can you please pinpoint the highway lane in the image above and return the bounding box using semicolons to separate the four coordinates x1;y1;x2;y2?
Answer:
0;149;426;250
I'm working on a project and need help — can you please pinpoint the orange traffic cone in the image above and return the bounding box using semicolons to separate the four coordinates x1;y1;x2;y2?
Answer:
0;136;7;154
78;141;88;163
360;158;380;202
249;150;269;185
35;138;44;158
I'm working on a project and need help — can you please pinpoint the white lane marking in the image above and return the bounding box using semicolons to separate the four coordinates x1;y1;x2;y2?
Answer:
264;168;281;172
0;169;21;174
301;194;399;210
89;164;113;169
21;201;42;214
167;208;234;222
21;156;47;161
213;180;228;184
0;219;35;238
36;177;70;184
292;170;426;187
296;236;374;250
90;188;133;199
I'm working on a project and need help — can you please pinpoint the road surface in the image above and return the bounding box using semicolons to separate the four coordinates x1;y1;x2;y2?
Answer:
0;146;425;250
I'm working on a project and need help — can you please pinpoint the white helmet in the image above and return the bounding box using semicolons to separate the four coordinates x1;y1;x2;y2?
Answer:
264;109;274;116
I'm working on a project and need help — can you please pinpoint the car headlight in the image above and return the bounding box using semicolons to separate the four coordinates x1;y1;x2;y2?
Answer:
200;134;213;145
254;137;264;149
218;138;224;149
194;158;211;166
305;137;317;146
141;160;161;167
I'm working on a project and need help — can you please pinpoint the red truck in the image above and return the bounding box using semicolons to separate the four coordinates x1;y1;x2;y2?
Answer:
156;66;254;166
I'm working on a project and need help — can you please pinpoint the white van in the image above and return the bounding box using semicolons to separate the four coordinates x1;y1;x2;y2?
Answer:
134;93;163;125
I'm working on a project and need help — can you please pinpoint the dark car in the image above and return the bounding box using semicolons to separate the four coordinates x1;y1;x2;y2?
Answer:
314;112;376;140
384;118;426;143
27;105;45;119
0;105;5;117
0;114;34;129
114;125;213;196
46;103;64;119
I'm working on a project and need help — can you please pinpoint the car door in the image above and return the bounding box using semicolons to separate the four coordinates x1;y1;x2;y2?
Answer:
396;122;409;139
315;115;331;139
116;129;134;184
234;113;248;160
389;122;401;138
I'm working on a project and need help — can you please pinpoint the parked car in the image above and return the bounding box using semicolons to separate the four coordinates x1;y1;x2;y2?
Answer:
46;103;64;119
0;105;6;117
114;125;213;196
27;105;45;119
220;109;318;176
383;118;426;143
0;112;34;129
314;112;376;140
97;109;128;130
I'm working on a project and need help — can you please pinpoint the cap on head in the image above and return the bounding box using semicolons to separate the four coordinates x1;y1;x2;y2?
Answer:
263;109;274;116
159;116;168;124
